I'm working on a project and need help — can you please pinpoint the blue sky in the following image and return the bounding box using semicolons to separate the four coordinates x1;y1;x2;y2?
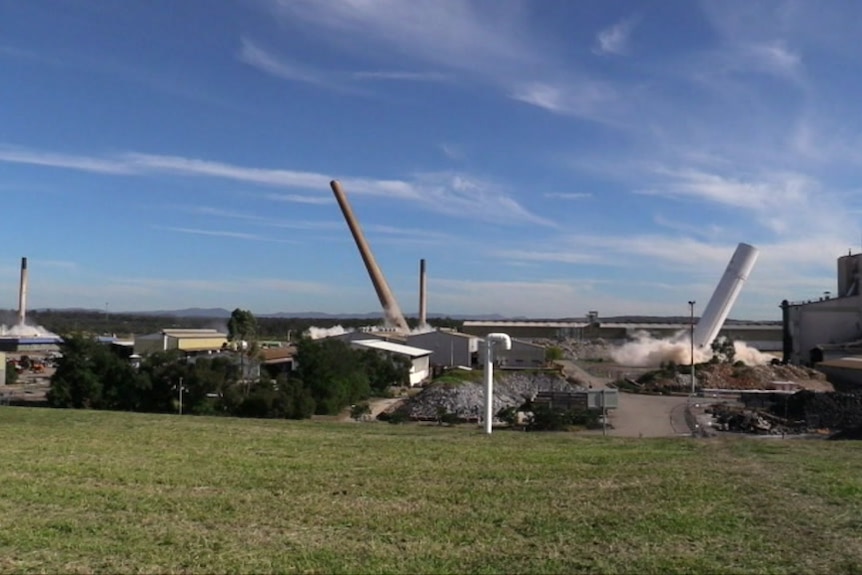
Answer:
2;0;862;319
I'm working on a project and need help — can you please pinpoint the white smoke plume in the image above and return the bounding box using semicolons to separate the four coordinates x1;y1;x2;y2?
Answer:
0;322;61;339
610;330;771;367
409;323;435;335
306;322;436;340
306;325;350;340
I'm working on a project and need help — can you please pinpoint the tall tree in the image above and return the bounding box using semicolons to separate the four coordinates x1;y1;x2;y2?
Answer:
227;308;257;346
228;308;258;387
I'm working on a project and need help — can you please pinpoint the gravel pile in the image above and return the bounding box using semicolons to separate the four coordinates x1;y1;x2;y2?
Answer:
402;372;582;421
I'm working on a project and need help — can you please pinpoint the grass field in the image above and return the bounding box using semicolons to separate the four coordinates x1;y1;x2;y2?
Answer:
1;408;861;574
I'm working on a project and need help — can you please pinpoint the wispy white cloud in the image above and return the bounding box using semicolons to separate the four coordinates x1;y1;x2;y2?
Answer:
0;144;551;227
439;143;464;161
593;17;638;56
509;81;620;122
266;0;621;122
158;226;297;243
544;192;592;200
351;70;449;82
0;145;134;174
747;41;801;76
265;193;332;205
237;37;326;86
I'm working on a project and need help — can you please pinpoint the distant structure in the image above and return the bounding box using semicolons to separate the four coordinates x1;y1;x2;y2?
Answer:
784;251;862;365
17;257;28;326
692;243;760;350
418;258;428;329
330;180;410;333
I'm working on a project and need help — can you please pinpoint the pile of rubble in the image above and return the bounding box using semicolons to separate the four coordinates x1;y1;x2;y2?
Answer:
708;403;805;435
706;390;862;436
698;363;830;391
399;372;583;422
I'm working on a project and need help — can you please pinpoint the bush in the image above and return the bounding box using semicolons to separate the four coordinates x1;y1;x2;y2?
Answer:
527;405;601;431
350;402;371;421
378;410;409;424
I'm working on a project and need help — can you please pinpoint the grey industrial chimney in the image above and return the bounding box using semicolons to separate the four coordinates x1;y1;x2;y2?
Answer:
330;180;409;333
419;258;427;328
17;257;27;325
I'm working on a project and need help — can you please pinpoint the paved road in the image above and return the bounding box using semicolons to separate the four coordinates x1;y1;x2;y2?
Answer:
605;393;692;438
557;359;692;437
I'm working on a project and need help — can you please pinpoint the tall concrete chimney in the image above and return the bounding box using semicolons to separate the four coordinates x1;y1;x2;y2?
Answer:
330;180;410;333
419;258;427;328
17;257;27;326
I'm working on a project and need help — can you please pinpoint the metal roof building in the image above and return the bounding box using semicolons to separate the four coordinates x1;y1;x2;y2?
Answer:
351;339;432;386
134;329;228;356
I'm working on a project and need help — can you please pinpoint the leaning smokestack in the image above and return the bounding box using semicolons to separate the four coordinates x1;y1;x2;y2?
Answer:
330;180;410;333
419;258;427;328
692;243;759;349
17;257;27;326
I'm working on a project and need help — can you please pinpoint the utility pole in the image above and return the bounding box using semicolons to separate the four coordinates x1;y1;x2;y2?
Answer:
178;376;183;415
688;301;696;397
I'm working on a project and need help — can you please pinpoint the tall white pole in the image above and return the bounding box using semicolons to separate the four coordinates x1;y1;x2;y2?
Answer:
482;333;511;435
484;340;494;435
688;301;696;396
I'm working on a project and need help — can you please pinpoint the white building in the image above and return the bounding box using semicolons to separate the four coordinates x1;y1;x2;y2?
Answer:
406;329;479;368
785;252;862;365
350;339;432;386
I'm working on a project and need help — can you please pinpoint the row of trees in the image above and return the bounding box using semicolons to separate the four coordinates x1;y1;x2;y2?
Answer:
47;333;410;420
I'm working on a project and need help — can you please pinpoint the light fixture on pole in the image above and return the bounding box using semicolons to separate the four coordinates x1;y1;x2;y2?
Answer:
688;301;696;396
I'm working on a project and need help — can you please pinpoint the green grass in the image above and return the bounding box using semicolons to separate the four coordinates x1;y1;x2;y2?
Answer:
1;408;862;574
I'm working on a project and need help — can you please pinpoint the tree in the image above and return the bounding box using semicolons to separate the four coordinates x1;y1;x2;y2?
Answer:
228;308;258;391
359;348;410;392
294;337;371;415
545;346;564;362
5;361;17;386
711;337;736;364
48;334;110;409
227;308;257;347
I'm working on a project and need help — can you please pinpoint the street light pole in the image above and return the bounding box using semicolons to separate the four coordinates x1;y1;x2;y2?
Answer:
688;301;696;397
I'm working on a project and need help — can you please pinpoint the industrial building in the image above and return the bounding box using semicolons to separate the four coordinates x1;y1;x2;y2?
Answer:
477;338;546;370
350;339;432;386
134;329;228;356
462;319;782;351
259;346;297;378
406;329;479;368
784;252;862;365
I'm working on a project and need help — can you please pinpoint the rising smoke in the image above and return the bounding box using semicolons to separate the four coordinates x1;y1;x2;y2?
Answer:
306;325;350;340
610;331;772;367
305;322;436;340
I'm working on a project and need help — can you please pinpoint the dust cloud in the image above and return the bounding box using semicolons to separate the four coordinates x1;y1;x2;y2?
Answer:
0;322;61;339
610;330;771;367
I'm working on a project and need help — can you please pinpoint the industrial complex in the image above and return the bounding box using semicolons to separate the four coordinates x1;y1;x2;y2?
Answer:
3;182;862;398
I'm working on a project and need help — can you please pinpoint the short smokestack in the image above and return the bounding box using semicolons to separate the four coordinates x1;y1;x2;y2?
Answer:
419;258;427;328
330;180;409;333
17;257;27;326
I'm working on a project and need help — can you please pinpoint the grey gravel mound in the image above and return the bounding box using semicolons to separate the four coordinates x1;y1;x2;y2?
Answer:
402;372;585;421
